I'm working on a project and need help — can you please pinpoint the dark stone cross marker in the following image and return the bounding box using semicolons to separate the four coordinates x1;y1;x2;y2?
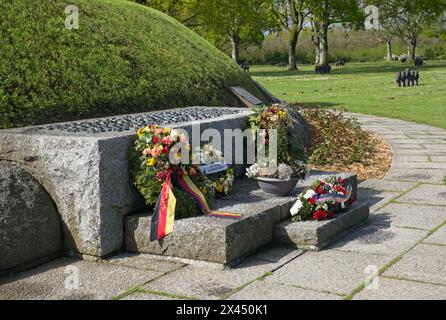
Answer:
395;69;419;87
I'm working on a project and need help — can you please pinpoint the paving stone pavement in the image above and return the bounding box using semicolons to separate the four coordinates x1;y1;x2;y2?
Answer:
1;114;445;300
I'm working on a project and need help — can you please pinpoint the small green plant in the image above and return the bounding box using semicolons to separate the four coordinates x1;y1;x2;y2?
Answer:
443;176;446;185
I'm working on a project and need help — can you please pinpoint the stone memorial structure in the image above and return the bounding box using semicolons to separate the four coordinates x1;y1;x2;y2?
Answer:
0;90;367;270
231;86;265;108
0;107;254;268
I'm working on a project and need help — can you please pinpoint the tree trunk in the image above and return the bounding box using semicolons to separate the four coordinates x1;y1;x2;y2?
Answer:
314;46;320;65
230;31;240;64
311;32;320;65
288;27;299;70
386;40;393;61
318;24;329;67
407;36;417;64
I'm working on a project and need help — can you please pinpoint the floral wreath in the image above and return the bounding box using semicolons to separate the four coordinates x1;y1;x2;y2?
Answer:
290;177;356;222
130;125;238;241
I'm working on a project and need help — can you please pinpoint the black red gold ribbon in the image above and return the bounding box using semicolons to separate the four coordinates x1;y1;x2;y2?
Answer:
150;169;241;241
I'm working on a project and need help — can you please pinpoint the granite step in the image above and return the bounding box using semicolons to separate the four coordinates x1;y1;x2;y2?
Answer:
125;172;358;265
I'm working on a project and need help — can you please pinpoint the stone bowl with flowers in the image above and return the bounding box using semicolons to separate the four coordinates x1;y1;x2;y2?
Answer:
246;104;308;196
247;160;307;196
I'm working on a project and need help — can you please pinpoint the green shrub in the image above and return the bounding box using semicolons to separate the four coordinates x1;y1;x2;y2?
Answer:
0;0;263;129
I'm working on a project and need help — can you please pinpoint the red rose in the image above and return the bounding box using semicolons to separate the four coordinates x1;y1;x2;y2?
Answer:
313;209;327;221
162;146;170;154
338;178;346;186
309;197;316;205
338;186;347;195
153;136;160;143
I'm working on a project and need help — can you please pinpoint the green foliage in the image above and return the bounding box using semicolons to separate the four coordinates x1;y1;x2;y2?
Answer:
241;30;446;65
300;108;375;166
0;0;262;129
251;62;446;129
424;46;446;60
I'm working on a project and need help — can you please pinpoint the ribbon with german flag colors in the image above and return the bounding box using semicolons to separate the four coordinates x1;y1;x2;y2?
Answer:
150;168;242;241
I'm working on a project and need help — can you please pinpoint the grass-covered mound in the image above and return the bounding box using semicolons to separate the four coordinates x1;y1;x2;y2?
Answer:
0;0;262;129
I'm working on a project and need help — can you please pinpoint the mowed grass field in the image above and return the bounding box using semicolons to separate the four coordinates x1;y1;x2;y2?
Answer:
251;61;446;129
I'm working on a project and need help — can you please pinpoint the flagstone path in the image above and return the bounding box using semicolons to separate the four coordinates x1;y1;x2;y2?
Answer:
1;114;446;300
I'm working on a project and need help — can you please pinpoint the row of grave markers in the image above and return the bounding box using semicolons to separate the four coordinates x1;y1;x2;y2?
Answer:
395;69;420;87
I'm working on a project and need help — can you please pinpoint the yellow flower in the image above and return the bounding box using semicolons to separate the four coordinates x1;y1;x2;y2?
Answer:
278;110;287;120
137;127;150;138
147;158;156;167
163;128;171;134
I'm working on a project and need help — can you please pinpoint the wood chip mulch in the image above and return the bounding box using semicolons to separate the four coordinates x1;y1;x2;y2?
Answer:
309;131;393;180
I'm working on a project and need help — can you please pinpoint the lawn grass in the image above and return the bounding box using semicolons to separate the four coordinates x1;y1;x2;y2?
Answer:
251;61;446;129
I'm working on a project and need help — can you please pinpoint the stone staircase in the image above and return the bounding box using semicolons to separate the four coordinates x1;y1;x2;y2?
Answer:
124;172;367;265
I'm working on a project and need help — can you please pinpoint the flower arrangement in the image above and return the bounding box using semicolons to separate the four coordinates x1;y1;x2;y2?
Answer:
247;104;307;181
130;126;234;219
290;177;356;222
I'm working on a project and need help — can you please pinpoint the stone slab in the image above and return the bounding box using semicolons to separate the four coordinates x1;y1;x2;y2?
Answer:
230;86;264;107
354;277;446;300
266;250;389;296
384;169;446;184
143;256;288;300
424;225;446;246
0;258;161;300
229;280;341;300
392;162;446;170
252;244;304;264
392;155;430;162
126;201;282;265
105;253;185;273
384;244;446;285
392;147;446;154
358;179;416;193
0;161;62;272
274;203;370;251
357;189;400;212
121;292;180;300
0;107;253;257
422;144;446;151
431;156;446;163
398;184;446;206
331;224;427;257
372;203;446;230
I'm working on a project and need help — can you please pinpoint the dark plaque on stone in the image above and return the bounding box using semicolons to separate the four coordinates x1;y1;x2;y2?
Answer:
231;86;264;108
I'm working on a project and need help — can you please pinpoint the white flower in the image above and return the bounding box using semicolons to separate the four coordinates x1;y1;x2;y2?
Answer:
277;163;293;180
246;163;260;179
170;129;180;140
290;200;303;216
304;189;316;200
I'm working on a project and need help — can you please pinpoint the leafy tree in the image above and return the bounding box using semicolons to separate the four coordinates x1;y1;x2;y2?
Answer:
269;0;308;70
372;0;446;63
197;0;271;63
133;0;201;27
135;0;271;64
307;0;365;67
